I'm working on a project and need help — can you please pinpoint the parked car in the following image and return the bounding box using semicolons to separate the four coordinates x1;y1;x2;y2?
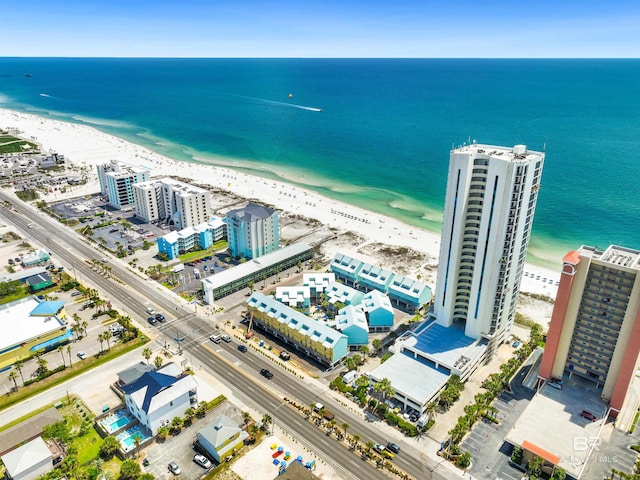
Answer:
386;442;401;454
77;351;87;360
221;334;231;343
260;368;273;379
580;410;597;422
168;461;181;475
279;351;291;360
237;344;248;353
71;291;82;297
373;444;395;459
193;454;211;469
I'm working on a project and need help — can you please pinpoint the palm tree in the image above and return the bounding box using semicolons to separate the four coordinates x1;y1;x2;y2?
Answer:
103;330;112;350
341;422;349;439
359;345;370;357
81;320;88;338
262;413;273;431
372;338;382;354
365;441;374;458
58;346;66;367
352;434;360;449
142;347;152;364
36;356;48;375
8;370;18;390
67;345;72;367
153;356;163;369
426;401;438;420
14;359;24;384
97;332;106;353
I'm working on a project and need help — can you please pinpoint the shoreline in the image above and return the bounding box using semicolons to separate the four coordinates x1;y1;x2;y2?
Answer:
0;106;562;300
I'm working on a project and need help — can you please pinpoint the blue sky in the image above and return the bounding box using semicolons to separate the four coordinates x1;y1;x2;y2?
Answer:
2;0;638;57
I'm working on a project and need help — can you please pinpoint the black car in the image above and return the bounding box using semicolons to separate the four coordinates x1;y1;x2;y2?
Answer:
155;313;165;322
386;442;401;454
260;368;273;379
237;345;247;353
147;317;158;325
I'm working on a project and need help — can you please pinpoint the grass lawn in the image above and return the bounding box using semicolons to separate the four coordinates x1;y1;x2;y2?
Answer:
73;426;103;464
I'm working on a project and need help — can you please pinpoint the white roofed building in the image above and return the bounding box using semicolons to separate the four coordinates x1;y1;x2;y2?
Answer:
157;217;226;260
361;290;394;332
303;272;335;301
97;160;150;210
132;178;211;229
275;286;311;311
1;437;52;480
335;306;369;346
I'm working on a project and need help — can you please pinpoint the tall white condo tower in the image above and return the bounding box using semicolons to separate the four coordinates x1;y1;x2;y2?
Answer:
434;143;544;354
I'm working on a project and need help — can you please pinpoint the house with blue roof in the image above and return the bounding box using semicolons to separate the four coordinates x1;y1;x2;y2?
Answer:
122;363;198;435
247;292;348;367
330;253;364;287
335;306;369;346
361;290;394;332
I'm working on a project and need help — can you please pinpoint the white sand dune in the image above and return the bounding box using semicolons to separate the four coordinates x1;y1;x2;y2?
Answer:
0;107;562;304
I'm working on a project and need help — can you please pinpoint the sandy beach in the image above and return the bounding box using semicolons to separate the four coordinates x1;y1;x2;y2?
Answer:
0;107;561;323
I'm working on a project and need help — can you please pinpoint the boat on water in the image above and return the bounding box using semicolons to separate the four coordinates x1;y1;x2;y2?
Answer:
288;93;293;98
24;73;32;78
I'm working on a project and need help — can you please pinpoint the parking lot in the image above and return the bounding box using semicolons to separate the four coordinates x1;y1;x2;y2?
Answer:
141;401;244;480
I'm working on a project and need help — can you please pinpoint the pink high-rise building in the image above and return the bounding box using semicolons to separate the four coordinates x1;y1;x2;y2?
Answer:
540;245;640;415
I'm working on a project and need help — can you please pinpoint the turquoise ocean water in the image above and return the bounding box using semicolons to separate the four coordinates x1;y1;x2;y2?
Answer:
0;58;638;268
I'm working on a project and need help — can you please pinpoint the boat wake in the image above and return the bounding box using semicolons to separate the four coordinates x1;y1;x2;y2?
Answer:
226;93;322;112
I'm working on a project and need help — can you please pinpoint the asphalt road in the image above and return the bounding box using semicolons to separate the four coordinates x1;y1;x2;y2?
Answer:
0;191;456;480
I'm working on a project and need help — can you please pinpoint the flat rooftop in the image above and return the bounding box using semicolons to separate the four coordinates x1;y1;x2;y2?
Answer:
0;298;66;352
368;350;449;406
506;375;609;478
402;322;486;371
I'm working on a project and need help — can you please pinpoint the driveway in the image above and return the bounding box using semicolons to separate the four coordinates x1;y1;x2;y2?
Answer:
141;401;242;480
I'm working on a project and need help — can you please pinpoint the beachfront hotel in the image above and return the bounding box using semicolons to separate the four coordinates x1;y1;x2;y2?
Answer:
96;160;149;209
539;245;640;416
367;143;544;415
132;177;211;229
226;202;280;260
157;217;226;260
434;143;544;353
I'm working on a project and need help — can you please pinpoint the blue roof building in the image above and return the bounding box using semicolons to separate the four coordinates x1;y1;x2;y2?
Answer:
247;292;348;367
122;362;198;435
361;290;394;331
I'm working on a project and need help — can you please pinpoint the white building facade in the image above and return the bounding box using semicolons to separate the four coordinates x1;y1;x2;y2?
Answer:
96;160;149;209
434;144;544;353
132;178;211;229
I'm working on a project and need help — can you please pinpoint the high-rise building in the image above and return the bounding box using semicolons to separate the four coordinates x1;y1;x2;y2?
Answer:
226;202;279;259
434;143;544;352
540;245;640;415
132;178;211;229
96;160;149;209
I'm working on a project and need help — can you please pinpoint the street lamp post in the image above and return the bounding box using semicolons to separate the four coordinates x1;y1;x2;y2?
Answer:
271;401;287;437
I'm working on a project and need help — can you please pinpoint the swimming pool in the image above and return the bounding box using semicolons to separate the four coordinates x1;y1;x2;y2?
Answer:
117;425;152;452
100;409;133;434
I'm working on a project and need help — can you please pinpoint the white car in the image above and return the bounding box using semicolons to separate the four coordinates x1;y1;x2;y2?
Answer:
193;454;211;469
146;307;156;315
77;351;87;360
